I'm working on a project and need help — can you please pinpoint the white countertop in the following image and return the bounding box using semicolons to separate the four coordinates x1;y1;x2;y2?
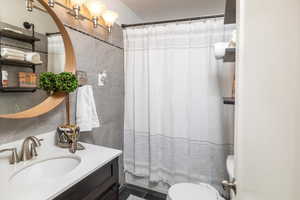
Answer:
0;131;122;200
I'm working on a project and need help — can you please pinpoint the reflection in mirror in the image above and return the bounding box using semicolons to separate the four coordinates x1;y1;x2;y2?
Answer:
0;0;65;115
47;34;65;73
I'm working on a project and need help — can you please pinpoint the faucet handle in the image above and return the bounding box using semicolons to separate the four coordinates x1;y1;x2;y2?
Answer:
10;148;20;164
31;136;43;146
0;148;20;165
36;138;43;147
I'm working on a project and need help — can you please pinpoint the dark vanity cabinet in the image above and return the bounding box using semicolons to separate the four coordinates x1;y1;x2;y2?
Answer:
54;158;119;200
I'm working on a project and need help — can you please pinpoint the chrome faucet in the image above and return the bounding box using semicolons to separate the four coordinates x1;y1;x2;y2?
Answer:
20;136;43;161
0;148;20;164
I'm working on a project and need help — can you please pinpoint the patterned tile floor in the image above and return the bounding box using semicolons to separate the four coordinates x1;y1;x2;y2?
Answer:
120;184;167;200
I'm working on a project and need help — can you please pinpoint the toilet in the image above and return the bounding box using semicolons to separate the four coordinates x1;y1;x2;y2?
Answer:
167;155;235;200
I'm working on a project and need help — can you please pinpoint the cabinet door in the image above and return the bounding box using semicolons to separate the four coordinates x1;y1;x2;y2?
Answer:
54;158;119;200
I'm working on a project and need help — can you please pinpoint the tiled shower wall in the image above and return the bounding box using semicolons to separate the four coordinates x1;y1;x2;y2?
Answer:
0;26;125;182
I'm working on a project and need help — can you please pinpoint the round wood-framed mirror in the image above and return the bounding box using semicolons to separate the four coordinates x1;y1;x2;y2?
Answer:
0;0;76;119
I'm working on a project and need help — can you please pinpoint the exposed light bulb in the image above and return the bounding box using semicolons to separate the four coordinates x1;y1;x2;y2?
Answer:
48;0;55;7
26;0;33;12
86;0;106;28
86;0;106;17
102;10;118;32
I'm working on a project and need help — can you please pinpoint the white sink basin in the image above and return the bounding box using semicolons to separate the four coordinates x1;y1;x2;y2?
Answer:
9;156;81;185
0;131;122;200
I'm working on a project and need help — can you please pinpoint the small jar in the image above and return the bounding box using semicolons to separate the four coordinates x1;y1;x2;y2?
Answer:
2;70;8;87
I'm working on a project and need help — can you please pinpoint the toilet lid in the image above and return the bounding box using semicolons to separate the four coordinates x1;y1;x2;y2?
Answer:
168;183;222;200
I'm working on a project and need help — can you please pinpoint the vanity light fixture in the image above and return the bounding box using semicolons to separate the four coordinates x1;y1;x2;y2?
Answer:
86;0;106;28
26;0;34;12
70;0;87;19
39;0;119;32
48;0;55;7
102;10;119;32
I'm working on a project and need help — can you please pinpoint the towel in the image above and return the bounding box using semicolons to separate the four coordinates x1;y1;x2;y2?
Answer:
76;85;100;132
1;48;42;64
25;52;42;64
214;42;229;59
3;55;24;61
1;48;25;59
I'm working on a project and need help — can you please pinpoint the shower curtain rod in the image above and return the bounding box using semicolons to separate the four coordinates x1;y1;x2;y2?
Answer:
122;14;225;28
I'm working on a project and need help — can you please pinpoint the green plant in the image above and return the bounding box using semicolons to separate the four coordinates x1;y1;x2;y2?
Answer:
56;72;78;93
39;72;58;93
39;72;78;94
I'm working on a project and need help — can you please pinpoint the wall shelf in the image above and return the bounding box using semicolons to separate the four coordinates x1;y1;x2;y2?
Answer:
0;87;37;93
0;58;39;69
223;97;235;105
0;27;39;93
0;30;40;44
223;48;236;62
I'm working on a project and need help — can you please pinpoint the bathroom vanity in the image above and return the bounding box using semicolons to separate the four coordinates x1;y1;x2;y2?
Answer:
0;131;122;200
54;158;119;200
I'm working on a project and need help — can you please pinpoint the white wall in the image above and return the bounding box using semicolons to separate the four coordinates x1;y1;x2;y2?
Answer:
97;0;142;24
0;0;58;34
235;0;300;199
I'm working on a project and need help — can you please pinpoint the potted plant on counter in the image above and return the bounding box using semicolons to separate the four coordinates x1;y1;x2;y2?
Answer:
39;72;83;153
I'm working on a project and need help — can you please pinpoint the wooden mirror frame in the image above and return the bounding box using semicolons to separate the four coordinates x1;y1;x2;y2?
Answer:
0;0;76;119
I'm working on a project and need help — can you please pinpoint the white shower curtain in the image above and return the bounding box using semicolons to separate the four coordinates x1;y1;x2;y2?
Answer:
124;18;234;192
47;34;65;73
